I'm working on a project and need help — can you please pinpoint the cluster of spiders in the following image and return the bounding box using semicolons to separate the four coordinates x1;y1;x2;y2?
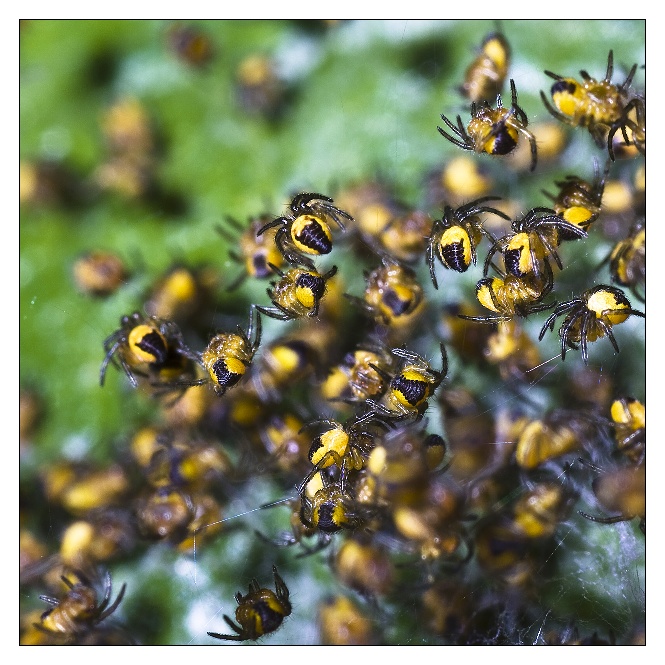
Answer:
20;23;645;646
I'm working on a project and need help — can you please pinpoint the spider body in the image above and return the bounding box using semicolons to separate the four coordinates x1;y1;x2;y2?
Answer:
257;192;351;268
607;221;645;301
459;30;511;104
610;397;645;464
36;570;126;640
365;344;448;421
426;195;509;288
321;343;395;405
483;207;587;288
257;264;338;320
439;79;538;172
99;312;199;394
216;215;284;290
538;284;645;364
461;272;554;324
542;161;609;239
207;566;291;642
199;306;262;395
540;50;644;160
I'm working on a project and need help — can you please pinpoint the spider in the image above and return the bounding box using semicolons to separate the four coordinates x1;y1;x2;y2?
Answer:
364;344;448;421
540;50;644;160
426;195;510;288
207;565;291;642
605;220;645;302
99;311;200;395
34;569;126;640
483;207;588;288
345;255;425;333
438;79;538;172
256;192;352;268
302;414;391;482
538;284;645;365
541;160;610;240
460;271;554;324
195;305;262;396
215;214;285;290
459;29;511;105
256;264;338;321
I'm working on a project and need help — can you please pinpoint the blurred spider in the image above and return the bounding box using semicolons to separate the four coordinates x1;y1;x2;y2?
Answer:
439;79;538;172
35;570;126;640
605;220;645;302
216;214;284;290
257;192;352;268
426;195;509;288
459;29;511;105
538;284;645;365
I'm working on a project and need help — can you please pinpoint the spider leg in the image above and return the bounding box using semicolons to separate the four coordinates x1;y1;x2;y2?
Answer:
483;236;507;276
257;216;288;236
426;235;440;289
98;583;127;622
540;91;576;127
223;615;244;636
604;50;614;82
519;126;537;171
272;566;289;601
100;338;125;386
437;124;471;150
578;510;630;525
579;311;592;365
255;305;293;321
559;308;584;361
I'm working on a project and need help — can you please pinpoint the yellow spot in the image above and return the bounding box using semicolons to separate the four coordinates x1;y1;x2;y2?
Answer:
563;206;593;225
587;290;629;324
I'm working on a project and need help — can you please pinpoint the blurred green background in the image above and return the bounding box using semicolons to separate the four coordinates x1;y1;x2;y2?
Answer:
20;20;645;645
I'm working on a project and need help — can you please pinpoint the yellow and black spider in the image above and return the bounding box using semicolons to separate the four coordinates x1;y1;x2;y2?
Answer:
257;192;352;268
365;343;448;421
256;264;338;321
320;341;395;405
538;284;645;365
610;397;645;465
542;160;610;240
216;214;285;290
302;414;390;481
207;565;291;642
605;220;645;302
99;311;200;394
439;79;538;172
540;49;645;160
460;271;554;324
426;195;509;288
196;305;262;396
483;207;588;286
35;569;126;641
459;29;511;105
344;255;425;342
297;468;371;535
